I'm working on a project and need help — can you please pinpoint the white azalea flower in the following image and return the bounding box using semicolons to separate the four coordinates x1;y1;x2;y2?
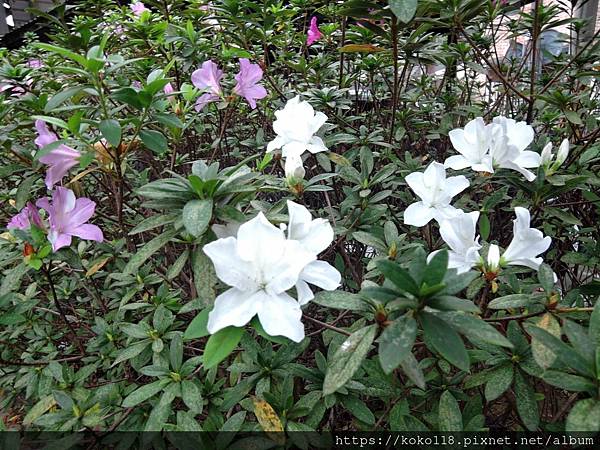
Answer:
487;244;501;272
284;155;306;181
541;139;569;175
404;162;469;227
285;201;341;305
203;213;315;342
501;207;551;270
266;96;328;161
431;211;482;274
490;117;541;181
445;117;494;173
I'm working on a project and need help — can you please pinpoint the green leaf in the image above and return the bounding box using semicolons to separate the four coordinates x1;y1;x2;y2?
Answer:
169;332;183;372
15;175;37;210
129;213;178;235
144;390;175;432
31;115;70;131
525;324;593;377
531;313;560;369
389;0;418;23
203;326;244;369
123;228;178;275
181;380;203;414
167;250;189;280
543;370;596;392
182;199;213;238
192;251;216;307
23;395;56;426
33;43;87;66
487;294;535;309
424;250;448;286
421;312;469;371
438;391;462;431
399;352;426;389
340;396;375;425
376;260;418;295
435;311;513;348
537;263;555;292
484;365;513;401
122;379;170;408
184;309;210;340
111;341;150;367
564;110;583;125
323;325;377;396
589;300;600;348
479;213;490;241
312;291;369;311
377;315;417;374
566;399;600;432
514;371;539;431
99;119;122;147
44;86;84;112
0;263;30;296
140;130;168;155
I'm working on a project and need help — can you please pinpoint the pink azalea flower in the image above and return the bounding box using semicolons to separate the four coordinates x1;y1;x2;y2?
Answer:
233;58;267;109
7;202;43;230
191;60;223;111
307;16;323;46
130;1;149;16
34;120;81;189
131;80;142;90
36;187;103;252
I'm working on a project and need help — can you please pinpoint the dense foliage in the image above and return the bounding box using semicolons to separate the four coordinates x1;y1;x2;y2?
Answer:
0;0;599;437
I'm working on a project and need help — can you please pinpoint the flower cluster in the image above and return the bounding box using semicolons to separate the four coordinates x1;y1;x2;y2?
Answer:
203;201;340;342
266;96;329;181
6;121;103;254
405;116;555;276
445;116;544;181
192;59;267;111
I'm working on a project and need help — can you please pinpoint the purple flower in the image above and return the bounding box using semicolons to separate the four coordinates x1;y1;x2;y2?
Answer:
164;82;175;96
36;187;103;252
7;202;43;230
307;17;323;46
130;1;149;16
34;120;80;189
27;59;43;69
233;58;267;109
191;60;223;111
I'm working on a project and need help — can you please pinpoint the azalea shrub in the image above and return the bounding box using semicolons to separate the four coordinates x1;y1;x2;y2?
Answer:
0;0;599;437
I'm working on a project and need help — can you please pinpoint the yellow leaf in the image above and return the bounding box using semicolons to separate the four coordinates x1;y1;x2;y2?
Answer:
339;44;384;53
252;397;285;444
86;257;111;277
329;152;350;166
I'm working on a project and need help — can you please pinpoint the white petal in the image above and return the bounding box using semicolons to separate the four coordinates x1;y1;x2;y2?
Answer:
207;288;261;334
236;212;286;266
487;244;500;271
502;161;537;181
296;279;314;306
556;139;569;166
287;201;313;241
444;175;470;198
403;202;435;227
307;135;328;153
540;142;553;166
256;291;305;342
300;260;341;291
265;240;315;294
444;155;471;170
203;237;258;291
514;150;541;168
267;136;286;153
405;172;429;203
281;141;307;159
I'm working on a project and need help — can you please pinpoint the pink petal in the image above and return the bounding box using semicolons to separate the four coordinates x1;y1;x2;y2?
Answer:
34;120;58;149
50;232;72;252
67;198;97;228
70;224;103;242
